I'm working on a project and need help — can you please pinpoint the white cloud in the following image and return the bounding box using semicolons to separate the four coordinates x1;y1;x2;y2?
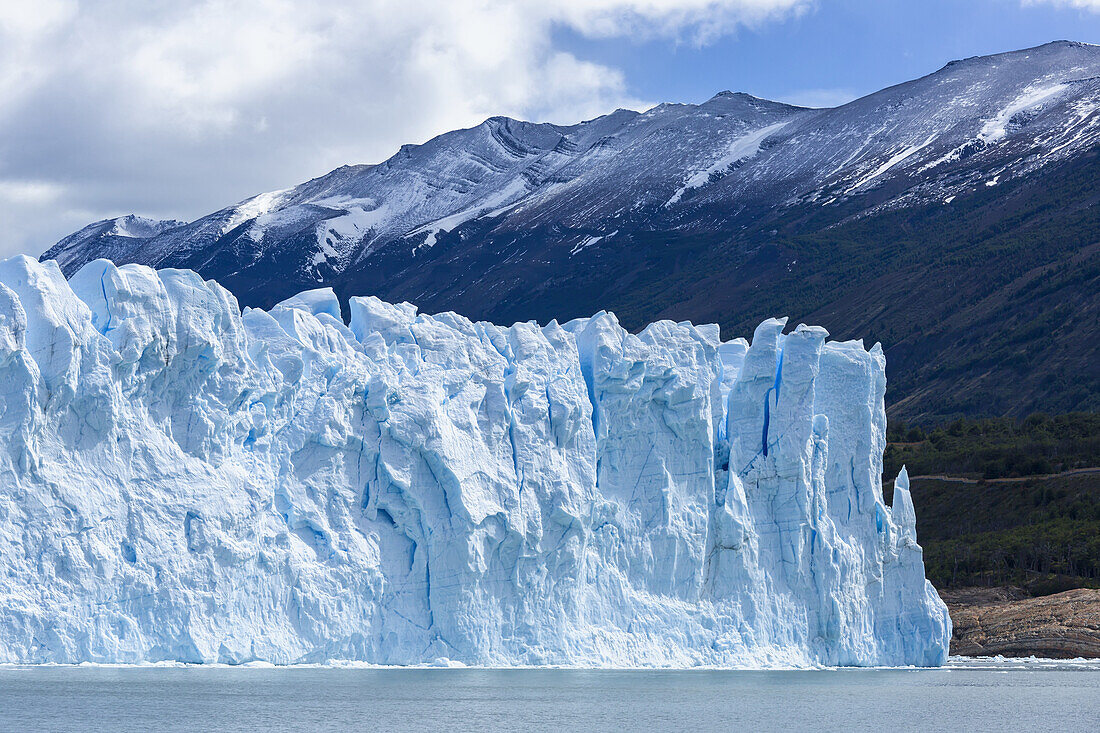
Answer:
0;0;809;257
0;180;65;205
1022;0;1100;10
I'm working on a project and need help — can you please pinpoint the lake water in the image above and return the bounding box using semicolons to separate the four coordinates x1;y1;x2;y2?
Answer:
1;658;1097;732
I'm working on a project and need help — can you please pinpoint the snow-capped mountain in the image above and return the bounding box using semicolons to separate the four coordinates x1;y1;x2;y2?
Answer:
50;215;186;262
43;42;1100;420
44;96;799;281
47;42;1100;284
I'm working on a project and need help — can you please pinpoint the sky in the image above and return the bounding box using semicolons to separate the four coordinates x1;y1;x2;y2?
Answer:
3;0;1100;257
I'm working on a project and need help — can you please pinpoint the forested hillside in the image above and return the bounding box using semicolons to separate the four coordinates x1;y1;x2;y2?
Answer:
884;413;1100;595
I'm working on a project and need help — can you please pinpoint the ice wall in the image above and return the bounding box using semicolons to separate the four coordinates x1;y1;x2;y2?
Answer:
0;256;950;666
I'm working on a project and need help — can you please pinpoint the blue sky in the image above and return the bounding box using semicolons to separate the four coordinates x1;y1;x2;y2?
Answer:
3;0;1100;256
557;0;1100;108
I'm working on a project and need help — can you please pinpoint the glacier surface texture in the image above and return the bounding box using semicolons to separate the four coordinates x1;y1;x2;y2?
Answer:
0;256;950;666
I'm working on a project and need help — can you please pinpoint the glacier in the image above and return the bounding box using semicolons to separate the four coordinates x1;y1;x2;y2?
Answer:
0;255;950;667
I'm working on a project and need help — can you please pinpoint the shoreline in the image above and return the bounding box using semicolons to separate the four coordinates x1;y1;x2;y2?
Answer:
1;656;1098;672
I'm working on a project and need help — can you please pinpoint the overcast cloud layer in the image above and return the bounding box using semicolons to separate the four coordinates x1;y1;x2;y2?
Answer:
0;0;815;257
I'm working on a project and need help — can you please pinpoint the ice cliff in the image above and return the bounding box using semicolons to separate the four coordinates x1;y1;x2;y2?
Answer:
0;256;950;666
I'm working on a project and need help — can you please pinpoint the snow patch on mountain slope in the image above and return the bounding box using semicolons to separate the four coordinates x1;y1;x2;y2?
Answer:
1045;96;1100;154
408;177;532;252
980;83;1068;144
570;231;617;255
223;189;292;236
667;121;789;205
848;135;938;192
314;204;392;255
107;215;185;239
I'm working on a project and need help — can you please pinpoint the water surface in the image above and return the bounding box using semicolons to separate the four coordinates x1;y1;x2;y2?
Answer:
1;658;1096;732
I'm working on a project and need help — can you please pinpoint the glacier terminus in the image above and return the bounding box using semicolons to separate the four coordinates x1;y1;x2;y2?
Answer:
0;256;950;667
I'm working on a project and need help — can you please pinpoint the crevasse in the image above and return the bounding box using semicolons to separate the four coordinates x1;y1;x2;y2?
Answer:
0;256;950;666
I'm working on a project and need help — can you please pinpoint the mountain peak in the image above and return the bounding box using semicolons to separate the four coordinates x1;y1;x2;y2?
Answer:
707;90;771;103
55;214;183;247
939;38;1100;72
700;90;804;114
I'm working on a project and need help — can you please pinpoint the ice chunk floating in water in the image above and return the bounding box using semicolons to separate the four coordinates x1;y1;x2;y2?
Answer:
0;256;950;666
